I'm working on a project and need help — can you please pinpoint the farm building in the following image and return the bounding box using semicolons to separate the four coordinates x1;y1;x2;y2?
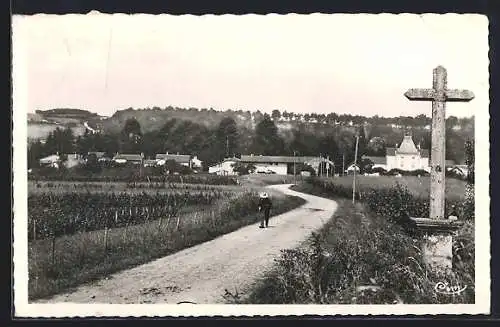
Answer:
39;154;60;167
143;159;158;167
112;153;144;165
191;156;203;169
239;155;334;176
87;151;106;159
208;158;240;176
155;153;203;169
345;163;360;174
39;153;84;168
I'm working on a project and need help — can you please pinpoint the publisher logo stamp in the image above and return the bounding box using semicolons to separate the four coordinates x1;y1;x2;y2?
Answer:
434;281;468;295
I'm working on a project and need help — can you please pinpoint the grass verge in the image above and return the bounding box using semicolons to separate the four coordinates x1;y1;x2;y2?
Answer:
29;192;305;301
235;183;474;304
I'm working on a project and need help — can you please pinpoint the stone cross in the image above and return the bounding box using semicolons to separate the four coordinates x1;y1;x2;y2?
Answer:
405;66;474;220
404;66;474;271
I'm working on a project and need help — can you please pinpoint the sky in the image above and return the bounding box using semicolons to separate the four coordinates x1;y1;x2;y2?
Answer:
12;13;489;118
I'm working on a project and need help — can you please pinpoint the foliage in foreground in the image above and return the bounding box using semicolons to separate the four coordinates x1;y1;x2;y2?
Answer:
242;199;474;304
28;166;239;185
28;189;231;240
28;193;306;300
237;178;475;304
307;177;474;222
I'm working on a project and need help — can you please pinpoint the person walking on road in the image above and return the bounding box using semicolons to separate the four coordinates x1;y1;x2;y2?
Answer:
258;192;272;228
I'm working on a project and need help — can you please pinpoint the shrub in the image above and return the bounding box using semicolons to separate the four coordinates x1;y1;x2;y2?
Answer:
245;198;474;304
304;177;474;221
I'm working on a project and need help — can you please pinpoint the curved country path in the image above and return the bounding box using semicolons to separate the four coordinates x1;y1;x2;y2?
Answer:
37;184;338;304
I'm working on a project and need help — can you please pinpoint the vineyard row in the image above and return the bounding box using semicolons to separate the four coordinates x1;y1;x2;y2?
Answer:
28;190;233;240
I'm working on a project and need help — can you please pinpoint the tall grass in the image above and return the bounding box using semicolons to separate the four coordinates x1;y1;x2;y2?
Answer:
305;177;474;221
243;198;474;304
314;175;467;201
29;192;305;300
240;179;475;304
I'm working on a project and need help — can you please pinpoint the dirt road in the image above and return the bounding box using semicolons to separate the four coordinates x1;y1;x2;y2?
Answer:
37;184;338;304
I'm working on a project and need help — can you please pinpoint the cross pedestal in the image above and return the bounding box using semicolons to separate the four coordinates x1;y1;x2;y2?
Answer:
406;217;463;271
404;66;473;271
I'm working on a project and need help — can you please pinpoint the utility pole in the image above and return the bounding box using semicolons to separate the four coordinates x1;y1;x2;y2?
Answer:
140;152;144;179
327;155;330;177
352;135;360;204
293;150;297;185
319;154;322;177
342;153;345;177
226;136;229;158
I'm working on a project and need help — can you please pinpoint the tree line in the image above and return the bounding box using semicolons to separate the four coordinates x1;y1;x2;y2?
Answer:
28;113;473;172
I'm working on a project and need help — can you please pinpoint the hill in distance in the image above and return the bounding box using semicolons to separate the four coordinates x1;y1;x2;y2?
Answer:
28;106;474;141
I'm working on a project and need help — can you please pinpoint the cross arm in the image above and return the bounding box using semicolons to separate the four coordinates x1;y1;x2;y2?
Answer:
445;89;475;102
404;88;435;101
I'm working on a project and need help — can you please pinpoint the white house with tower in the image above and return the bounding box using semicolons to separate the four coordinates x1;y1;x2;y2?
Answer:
363;135;431;172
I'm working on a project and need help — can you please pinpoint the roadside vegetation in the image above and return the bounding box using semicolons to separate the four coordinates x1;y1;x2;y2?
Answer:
233;176;474;304
28;183;305;300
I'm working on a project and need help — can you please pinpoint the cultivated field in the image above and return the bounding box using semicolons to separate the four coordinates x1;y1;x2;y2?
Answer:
316;175;468;201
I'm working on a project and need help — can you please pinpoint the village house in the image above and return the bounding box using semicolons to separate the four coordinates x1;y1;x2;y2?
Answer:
39;154;60;168
112;153;144;165
239;155;335;176
155;152;203;169
362;134;456;173
362;135;430;172
191;156;203;169
87;151;106;159
86;151;111;163
39;153;84;168
345;163;360;174
143;159;158;167
208;157;240;176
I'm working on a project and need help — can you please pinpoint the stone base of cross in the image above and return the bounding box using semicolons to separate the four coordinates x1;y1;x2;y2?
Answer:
406;217;463;271
404;66;474;272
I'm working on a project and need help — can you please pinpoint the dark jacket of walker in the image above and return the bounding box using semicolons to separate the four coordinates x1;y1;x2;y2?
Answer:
258;197;272;213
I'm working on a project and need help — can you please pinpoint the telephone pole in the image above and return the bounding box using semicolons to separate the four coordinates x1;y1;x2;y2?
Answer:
327;155;330;177
319;154;322;177
342;154;345;177
293;150;297;185
352;135;360;204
